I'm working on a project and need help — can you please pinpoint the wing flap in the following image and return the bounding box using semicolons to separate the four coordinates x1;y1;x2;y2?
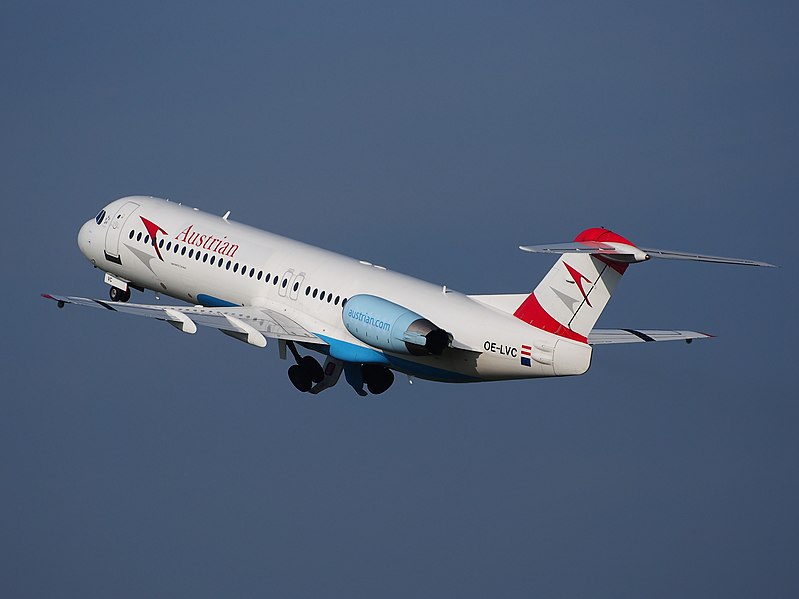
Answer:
42;294;324;344
588;328;713;345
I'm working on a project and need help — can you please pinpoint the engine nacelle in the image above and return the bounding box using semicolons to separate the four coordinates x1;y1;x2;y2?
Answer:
342;294;451;356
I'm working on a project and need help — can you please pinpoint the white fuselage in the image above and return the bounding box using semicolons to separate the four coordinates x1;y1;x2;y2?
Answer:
78;196;592;382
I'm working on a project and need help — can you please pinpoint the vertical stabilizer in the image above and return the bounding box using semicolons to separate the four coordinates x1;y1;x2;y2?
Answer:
513;228;633;343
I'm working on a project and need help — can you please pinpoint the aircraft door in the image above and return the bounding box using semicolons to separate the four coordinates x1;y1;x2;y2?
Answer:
289;272;305;300
105;201;140;259
278;268;295;298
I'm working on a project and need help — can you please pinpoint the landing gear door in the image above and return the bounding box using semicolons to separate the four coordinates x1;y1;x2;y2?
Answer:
105;201;140;259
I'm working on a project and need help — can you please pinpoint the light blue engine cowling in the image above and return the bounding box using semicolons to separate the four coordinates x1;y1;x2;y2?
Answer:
342;294;452;356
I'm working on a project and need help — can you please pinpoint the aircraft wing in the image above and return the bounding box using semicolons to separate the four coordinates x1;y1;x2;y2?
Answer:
42;294;324;346
588;329;713;345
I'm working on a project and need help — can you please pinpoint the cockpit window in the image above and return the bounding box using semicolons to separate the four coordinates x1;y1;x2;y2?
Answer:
95;210;106;225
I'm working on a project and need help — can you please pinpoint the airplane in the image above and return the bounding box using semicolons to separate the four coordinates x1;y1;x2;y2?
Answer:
43;196;774;396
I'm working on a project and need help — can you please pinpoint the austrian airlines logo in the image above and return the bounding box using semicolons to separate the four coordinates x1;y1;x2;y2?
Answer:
140;216;168;261
564;262;593;307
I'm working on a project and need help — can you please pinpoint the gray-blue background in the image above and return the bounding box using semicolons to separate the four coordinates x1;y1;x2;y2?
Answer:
2;2;796;597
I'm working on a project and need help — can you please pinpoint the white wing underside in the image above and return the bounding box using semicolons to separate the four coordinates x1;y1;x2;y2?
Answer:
42;294;324;345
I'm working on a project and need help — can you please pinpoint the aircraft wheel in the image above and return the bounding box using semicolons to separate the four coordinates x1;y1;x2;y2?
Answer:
300;356;324;384
363;365;394;395
109;286;130;302
288;364;313;392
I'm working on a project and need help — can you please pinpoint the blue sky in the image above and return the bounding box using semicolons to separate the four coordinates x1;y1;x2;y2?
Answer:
2;2;796;597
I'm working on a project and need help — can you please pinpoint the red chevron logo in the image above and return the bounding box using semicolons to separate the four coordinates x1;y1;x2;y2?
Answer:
140;216;168;261
564;262;593;307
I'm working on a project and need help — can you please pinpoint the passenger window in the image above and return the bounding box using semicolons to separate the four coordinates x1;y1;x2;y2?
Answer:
166;241;171;251
293;282;299;292
273;275;278;285
249;268;255;278
342;298;347;306
210;255;215;265
313;288;318;298
320;291;325;301
188;249;194;258
327;294;333;303
181;246;186;256
257;271;263;281
305;286;310;296
203;253;208;262
159;239;164;248
282;279;288;288
136;232;142;242
128;230;134;239
335;296;340;305
144;235;150;245
226;260;231;270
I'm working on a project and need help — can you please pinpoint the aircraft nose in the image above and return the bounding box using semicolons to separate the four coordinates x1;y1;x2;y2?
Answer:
77;220;94;260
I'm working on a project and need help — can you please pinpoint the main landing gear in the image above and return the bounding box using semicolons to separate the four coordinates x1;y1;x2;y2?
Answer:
286;342;324;392
340;362;395;396
109;286;131;302
361;364;394;395
284;341;396;396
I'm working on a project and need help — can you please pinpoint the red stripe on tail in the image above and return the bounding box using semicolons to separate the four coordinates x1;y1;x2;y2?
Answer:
513;294;588;344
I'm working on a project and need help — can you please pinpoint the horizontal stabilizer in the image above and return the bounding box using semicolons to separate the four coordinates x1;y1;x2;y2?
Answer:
588;329;713;345
520;241;629;254
520;241;775;267
637;247;775;267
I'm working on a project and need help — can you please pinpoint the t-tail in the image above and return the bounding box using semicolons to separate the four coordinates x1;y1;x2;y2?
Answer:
515;227;775;343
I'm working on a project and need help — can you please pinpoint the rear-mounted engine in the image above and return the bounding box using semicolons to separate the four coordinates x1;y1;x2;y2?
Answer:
342;294;452;356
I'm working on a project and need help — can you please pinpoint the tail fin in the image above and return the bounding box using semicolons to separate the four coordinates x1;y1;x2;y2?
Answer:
513;228;634;343
512;226;774;343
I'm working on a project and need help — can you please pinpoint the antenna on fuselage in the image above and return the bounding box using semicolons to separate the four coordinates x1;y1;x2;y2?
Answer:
222;211;230;221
